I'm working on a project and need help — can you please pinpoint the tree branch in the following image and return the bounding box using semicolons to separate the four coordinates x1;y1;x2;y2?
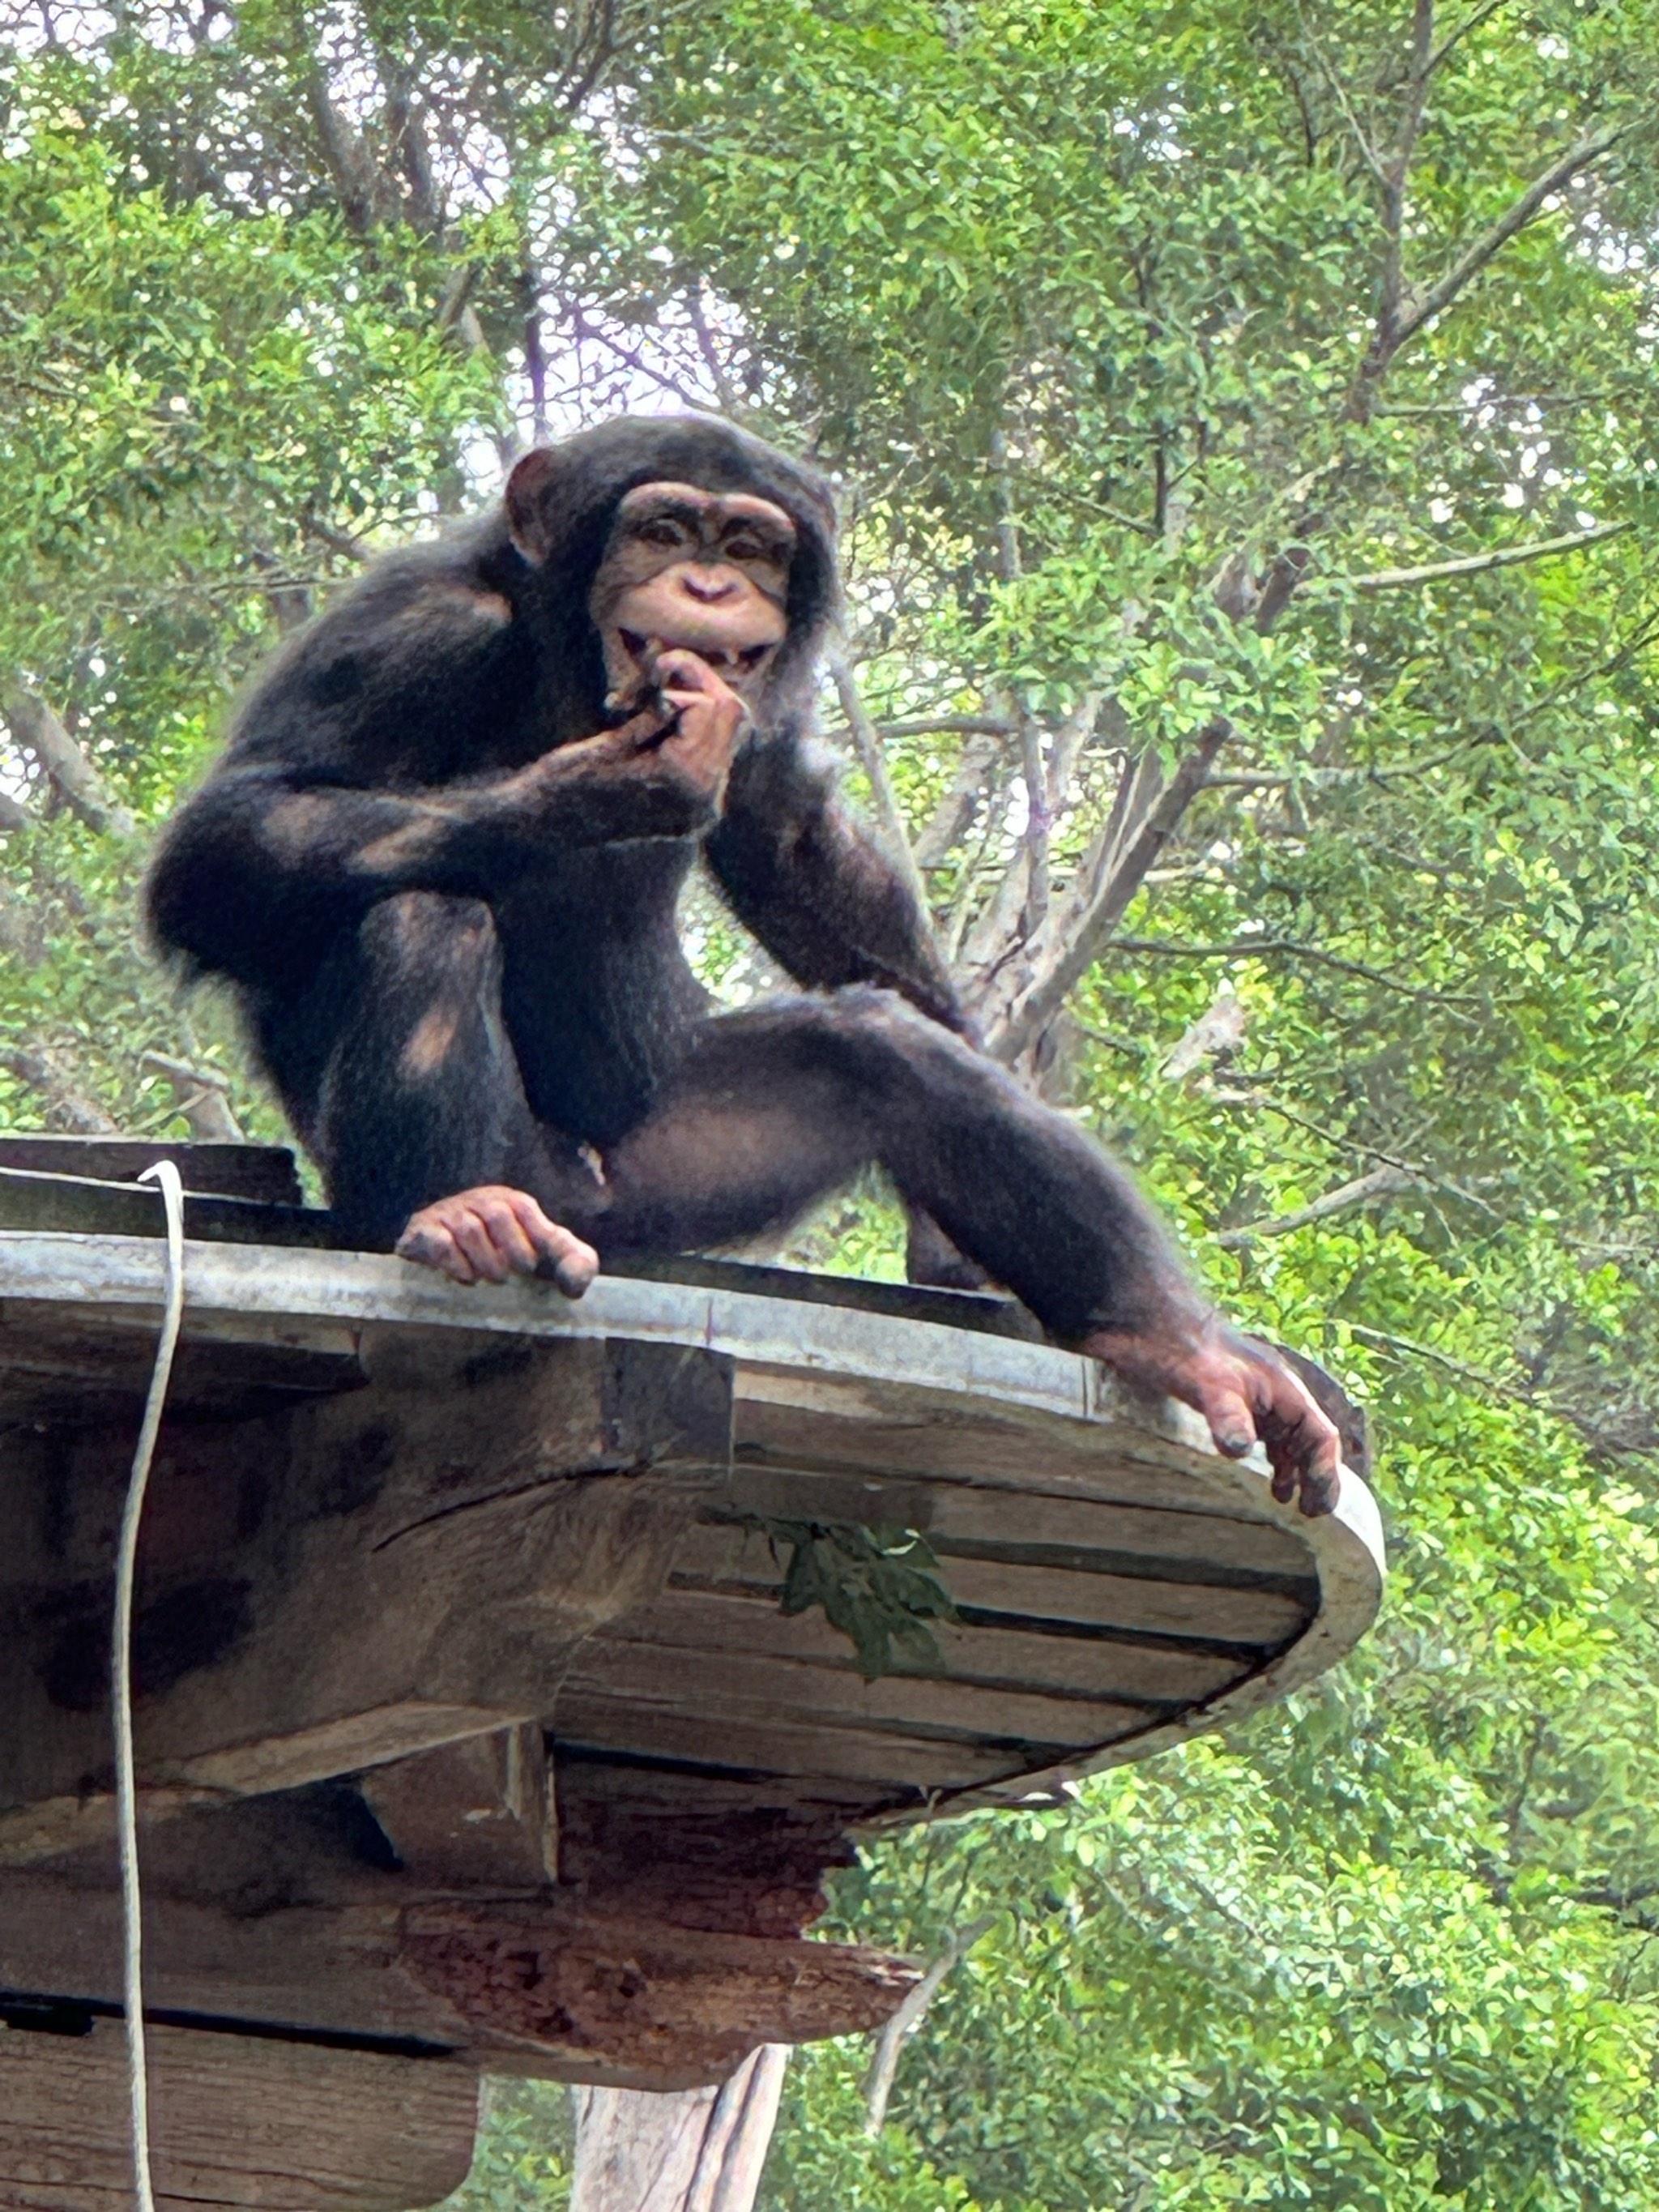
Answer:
1352;122;1628;412
1216;1163;1421;1249
863;1917;995;2137
2;690;135;836
912;728;1009;871
1337;521;1627;591
1111;933;1477;1003
0;1042;117;1133
989;720;1231;1063
139;1051;245;1142
828;654;928;910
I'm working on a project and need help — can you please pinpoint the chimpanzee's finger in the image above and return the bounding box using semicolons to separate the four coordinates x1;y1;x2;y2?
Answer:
446;1206;514;1284
1247;1354;1342;1516
396;1219;479;1285
508;1194;600;1298
1190;1372;1260;1461
472;1194;543;1276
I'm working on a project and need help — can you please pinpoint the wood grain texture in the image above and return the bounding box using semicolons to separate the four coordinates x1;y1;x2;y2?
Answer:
0;2019;478;2212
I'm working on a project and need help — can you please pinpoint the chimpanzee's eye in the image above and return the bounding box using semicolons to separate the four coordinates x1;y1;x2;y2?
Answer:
638;519;688;548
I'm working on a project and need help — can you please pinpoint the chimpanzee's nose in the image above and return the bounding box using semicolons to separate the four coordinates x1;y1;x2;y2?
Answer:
682;568;736;602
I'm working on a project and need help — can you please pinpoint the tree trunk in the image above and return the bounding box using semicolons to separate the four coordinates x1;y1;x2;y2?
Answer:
569;2047;789;2212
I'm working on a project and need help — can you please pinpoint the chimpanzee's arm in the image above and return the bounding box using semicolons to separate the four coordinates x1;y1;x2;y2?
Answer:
147;569;717;996
706;730;966;1032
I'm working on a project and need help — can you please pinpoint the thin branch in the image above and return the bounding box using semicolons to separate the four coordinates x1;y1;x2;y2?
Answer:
863;1917;995;2137
828;654;928;910
1427;0;1511;75
990;721;1231;1063
686;288;740;414
1335;521;1627;591
818;715;1012;745
1398;125;1625;358
1110;934;1478;1004
0;1042;117;1133
2;690;135;837
139;1051;244;1142
1017;708;1051;934
912;728;1009;871
1216;1163;1421;1249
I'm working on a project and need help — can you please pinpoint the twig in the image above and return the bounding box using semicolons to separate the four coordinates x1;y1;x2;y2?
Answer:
139;1052;244;1143
2;690;135;837
991;720;1231;1062
827;654;928;910
863;1917;996;2137
1110;933;1477;1004
1216;1163;1420;1248
1336;521;1627;591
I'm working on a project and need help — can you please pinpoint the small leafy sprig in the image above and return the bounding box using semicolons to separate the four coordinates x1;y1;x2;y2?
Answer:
734;1514;959;1680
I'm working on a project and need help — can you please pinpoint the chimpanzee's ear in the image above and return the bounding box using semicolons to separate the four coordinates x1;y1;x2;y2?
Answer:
505;447;563;566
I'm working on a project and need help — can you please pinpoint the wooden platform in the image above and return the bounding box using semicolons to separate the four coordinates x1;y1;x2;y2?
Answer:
0;1141;1384;2210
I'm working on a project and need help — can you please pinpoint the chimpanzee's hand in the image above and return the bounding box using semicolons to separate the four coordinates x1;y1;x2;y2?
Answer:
640;645;750;811
1083;1321;1342;1516
395;1185;600;1295
509;648;748;841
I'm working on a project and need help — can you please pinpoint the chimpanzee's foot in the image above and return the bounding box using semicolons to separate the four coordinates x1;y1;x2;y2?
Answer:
1081;1322;1342;1518
395;1185;600;1295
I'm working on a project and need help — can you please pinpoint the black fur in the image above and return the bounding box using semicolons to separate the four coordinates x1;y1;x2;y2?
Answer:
147;414;1201;1344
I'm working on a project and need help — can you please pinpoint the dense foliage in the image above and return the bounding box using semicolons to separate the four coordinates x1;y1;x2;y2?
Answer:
6;1;1659;2202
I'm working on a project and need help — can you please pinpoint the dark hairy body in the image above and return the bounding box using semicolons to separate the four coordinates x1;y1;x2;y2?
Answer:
147;415;1340;1512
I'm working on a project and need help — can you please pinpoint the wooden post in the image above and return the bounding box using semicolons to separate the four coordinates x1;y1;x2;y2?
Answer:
569;2047;790;2212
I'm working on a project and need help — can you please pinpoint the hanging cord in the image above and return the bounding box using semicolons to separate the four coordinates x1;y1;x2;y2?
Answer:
113;1159;187;2212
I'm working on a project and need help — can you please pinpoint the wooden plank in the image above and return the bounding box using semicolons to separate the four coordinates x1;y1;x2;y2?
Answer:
564;1636;1149;1753
0;1167;329;1249
722;1463;1314;1579
733;1389;1235;1514
402;1903;916;2084
0;1137;304;1206
666;1524;1309;1648
551;1696;1022;1791
589;1587;1250;1706
0;2018;479;2212
0;1873;915;2094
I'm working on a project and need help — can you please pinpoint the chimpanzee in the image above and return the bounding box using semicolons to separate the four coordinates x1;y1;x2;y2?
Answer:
146;414;1340;1514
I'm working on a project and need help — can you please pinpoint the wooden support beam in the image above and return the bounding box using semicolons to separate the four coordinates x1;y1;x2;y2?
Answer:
361;1726;558;1890
0;1339;732;1862
0;1868;916;2093
0;2018;480;2212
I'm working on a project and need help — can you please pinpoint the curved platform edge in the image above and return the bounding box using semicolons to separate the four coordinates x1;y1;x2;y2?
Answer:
0;1230;1386;1819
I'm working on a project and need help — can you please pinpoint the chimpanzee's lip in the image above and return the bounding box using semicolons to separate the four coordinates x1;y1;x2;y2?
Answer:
619;629;774;677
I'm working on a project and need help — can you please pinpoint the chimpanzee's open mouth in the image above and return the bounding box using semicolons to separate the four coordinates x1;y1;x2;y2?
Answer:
619;629;774;680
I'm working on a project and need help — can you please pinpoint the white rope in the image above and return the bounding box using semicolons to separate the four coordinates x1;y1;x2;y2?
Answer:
113;1159;186;2212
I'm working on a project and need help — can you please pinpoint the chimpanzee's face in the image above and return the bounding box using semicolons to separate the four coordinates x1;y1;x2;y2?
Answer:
587;481;796;707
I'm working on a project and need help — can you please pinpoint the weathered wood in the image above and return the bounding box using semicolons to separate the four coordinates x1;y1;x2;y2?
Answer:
0;1862;915;2091
0;1339;733;1860
0;1137;303;1205
721;1462;1316;1577
551;1699;1021;1792
560;1636;1150;1756
588;1587;1252;1706
669;1522;1310;1647
0;2018;479;2212
0;1166;328;1249
362;1727;558;1890
569;2046;790;2212
401;1902;915;2084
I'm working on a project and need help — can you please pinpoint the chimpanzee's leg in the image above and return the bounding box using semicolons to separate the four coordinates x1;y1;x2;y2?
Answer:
580;988;1202;1347
257;890;591;1251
